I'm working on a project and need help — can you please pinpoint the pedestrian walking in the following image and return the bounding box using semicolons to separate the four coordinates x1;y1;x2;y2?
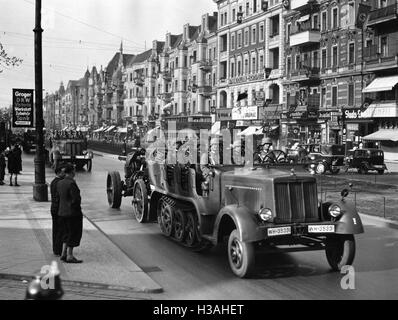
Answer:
50;165;65;256
57;164;83;263
0;150;6;185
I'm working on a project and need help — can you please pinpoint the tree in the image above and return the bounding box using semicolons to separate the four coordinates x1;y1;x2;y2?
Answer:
0;42;23;73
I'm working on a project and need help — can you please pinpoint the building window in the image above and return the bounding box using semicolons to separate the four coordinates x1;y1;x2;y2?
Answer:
321;87;326;108
313;14;319;29
245;30;249;46
332;86;338;107
259;55;264;70
231;34;236;50
238;61;242;75
252;56;256;73
287;57;291;74
238;32;242;48
244;59;249;74
321;48;327;69
313;51;319;68
252;27;256;44
183;80;187;91
348;83;354;106
332;7;338;29
321;11;327;31
231;62;235;77
253;0;257;13
296;54;301;69
232;8;236;21
332;46;338;67
348;2;355;25
286;23;291;41
270;15;279;37
259;24;264;41
380;36;388;56
348;43;355;64
246;2;250;16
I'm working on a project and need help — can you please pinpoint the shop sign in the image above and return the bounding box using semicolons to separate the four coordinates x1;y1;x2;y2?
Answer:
216;108;232;121
346;123;359;131
236;120;251;127
12;89;34;128
318;111;332;120
228;72;265;85
232;106;258;120
343;108;364;120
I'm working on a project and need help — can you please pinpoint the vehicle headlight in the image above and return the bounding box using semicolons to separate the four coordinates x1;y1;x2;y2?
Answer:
310;156;316;161
259;208;273;222
328;204;342;218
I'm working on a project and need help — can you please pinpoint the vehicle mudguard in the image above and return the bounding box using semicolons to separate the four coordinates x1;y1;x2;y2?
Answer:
214;205;263;243
334;200;364;235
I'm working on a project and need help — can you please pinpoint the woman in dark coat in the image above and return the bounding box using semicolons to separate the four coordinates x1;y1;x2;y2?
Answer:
6;145;22;186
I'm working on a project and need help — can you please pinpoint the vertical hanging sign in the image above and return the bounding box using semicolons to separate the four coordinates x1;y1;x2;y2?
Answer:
12;89;34;128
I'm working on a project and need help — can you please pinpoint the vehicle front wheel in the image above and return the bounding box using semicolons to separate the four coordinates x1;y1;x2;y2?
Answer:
325;234;356;271
316;162;326;175
228;229;255;278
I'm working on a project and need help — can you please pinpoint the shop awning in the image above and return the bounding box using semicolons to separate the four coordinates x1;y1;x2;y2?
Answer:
238;126;263;136
362;129;398;142
117;127;128;133
105;125;116;133
297;14;310;22
362;75;398;93
93;126;105;133
211;121;221;135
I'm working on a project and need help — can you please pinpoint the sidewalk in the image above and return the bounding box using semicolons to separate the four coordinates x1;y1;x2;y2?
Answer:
0;170;162;300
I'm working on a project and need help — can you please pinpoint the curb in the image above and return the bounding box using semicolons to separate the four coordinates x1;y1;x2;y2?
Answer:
360;213;398;230
0;272;159;294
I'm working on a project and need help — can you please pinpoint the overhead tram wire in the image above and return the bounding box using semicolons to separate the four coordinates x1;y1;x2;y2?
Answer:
21;0;145;47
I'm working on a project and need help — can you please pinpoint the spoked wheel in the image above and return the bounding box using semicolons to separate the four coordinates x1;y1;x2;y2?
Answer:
325;234;356;271
132;179;148;223
173;209;186;242
159;200;173;236
228;229;255;278
106;171;122;209
86;159;92;172
185;212;198;248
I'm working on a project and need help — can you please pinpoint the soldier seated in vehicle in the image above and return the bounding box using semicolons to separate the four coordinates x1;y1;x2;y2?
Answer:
199;137;221;196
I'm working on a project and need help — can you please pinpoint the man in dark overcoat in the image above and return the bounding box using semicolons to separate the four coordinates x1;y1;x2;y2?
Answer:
50;165;65;256
57;164;83;263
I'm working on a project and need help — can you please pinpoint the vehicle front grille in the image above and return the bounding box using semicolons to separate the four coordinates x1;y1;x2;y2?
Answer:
274;180;319;224
66;143;82;157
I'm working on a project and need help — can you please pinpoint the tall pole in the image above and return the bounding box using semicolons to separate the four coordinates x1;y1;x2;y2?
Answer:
33;0;48;201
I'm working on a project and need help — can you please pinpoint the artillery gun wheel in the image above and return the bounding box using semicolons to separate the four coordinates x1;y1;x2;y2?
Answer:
107;171;122;209
228;229;255;278
158;198;174;237
132;179;148;223
87;159;92;172
325;234;356;271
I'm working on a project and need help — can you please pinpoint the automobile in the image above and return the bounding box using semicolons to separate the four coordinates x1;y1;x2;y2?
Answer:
306;144;346;174
344;148;387;174
22;129;37;153
48;138;93;171
107;140;364;278
106;147;150;223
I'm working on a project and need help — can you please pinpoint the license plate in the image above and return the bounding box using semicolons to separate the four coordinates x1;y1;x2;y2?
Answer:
308;225;335;233
267;226;291;237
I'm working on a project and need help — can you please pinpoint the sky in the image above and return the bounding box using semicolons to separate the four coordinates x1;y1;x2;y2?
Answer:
0;0;217;108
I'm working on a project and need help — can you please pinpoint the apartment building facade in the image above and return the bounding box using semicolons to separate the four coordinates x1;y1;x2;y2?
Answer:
213;0;285;145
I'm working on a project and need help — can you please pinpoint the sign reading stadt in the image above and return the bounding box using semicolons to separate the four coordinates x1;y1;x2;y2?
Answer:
12;89;34;128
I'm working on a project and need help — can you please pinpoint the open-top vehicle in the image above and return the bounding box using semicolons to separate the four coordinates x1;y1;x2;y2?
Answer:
107;139;364;278
344;148;387;174
48;138;93;171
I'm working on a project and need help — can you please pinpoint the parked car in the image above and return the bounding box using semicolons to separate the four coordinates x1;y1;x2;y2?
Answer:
344;148;387;174
307;144;346;174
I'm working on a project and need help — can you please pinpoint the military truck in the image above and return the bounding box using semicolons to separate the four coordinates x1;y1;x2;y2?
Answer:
48;138;93;171
107;140;364;278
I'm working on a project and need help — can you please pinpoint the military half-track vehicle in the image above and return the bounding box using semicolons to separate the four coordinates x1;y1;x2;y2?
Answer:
48;138;93;171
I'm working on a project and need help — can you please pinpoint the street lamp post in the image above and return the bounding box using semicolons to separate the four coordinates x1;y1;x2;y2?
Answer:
33;0;48;201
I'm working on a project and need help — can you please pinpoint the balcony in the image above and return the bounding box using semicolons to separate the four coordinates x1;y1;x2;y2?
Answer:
198;60;213;72
364;44;398;71
135;95;145;104
133;76;145;86
291;0;319;11
290;23;320;47
289;67;320;82
157;92;173;102
197;85;213;97
161;69;172;81
368;3;398;27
